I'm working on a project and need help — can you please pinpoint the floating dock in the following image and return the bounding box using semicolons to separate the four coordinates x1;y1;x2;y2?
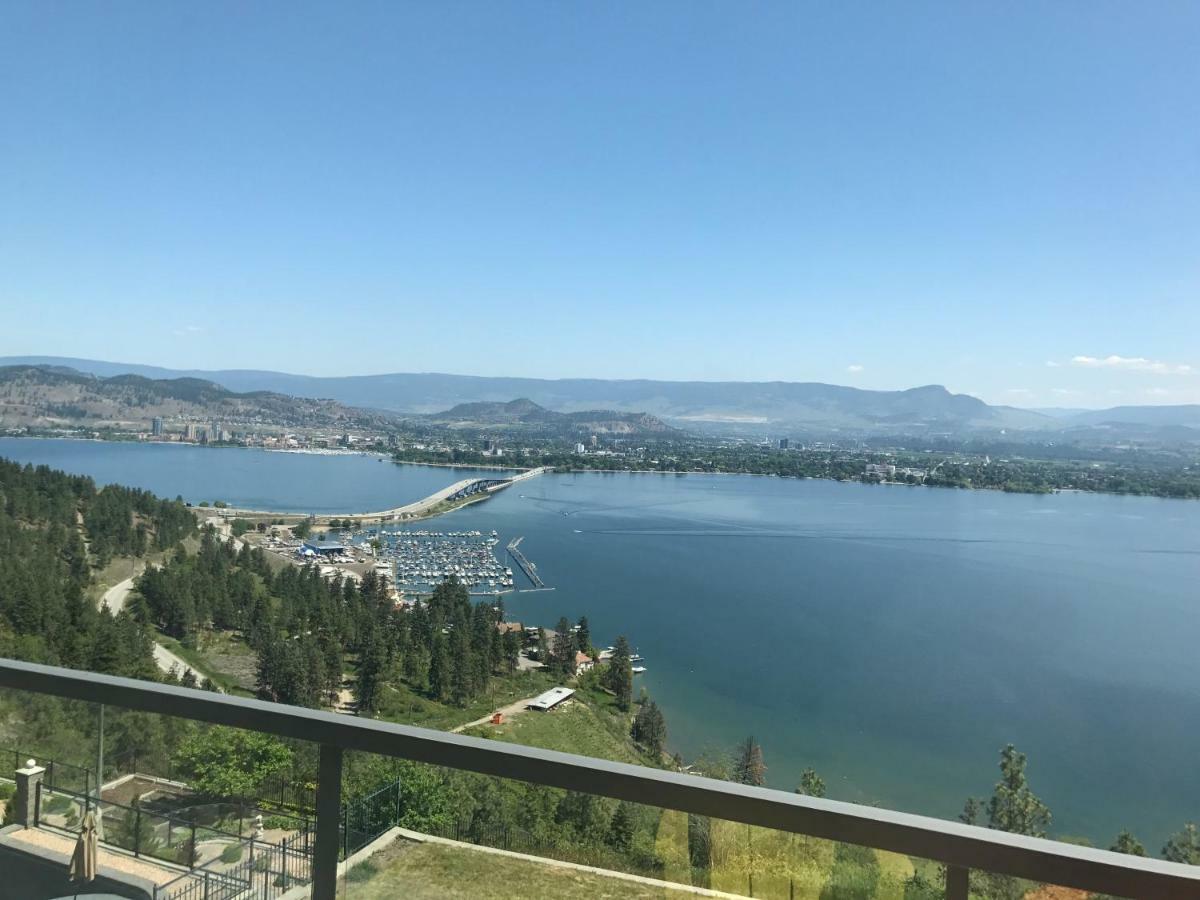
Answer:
506;536;546;589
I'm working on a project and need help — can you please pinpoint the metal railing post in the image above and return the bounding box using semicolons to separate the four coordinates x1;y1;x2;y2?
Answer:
946;865;969;900
313;744;343;900
189;822;197;869
135;804;142;857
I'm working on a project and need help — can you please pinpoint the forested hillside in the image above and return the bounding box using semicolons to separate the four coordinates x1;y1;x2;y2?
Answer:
0;457;194;674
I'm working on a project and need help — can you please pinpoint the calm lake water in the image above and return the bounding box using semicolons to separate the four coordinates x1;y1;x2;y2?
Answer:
4;438;1199;845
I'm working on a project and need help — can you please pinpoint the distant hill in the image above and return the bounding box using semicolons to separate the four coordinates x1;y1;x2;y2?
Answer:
0;365;396;432
4;356;1198;442
427;398;677;437
0;356;1054;436
1061;405;1200;428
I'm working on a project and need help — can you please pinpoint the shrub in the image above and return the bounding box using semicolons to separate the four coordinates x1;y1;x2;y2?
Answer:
0;782;15;802
220;843;243;864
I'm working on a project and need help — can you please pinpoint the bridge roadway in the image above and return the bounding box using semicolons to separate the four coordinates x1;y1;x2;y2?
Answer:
202;466;553;525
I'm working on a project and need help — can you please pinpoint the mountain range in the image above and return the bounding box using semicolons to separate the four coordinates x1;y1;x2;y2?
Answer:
0;364;394;432
427;398;677;436
2;356;1198;442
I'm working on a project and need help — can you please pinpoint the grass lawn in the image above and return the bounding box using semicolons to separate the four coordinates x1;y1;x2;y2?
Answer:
655;809;920;900
194;629;259;691
153;632;254;696
463;697;646;765
341;839;710;900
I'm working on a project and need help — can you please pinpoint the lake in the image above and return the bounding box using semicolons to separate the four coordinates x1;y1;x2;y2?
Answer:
3;437;1198;846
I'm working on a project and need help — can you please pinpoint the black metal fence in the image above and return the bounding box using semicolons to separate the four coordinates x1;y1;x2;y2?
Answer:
35;783;312;883
154;837;313;900
341;778;402;858
1;744;92;794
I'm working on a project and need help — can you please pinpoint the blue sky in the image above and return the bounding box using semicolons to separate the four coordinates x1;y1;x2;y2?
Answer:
2;3;1197;407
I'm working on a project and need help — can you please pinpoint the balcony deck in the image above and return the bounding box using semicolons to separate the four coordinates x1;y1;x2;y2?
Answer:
2;657;1197;900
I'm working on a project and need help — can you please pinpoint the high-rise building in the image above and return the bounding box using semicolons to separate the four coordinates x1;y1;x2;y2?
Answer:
183;423;196;441
778;438;789;450
151;417;164;436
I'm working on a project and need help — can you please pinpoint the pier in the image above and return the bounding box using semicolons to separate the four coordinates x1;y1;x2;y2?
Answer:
506;536;546;589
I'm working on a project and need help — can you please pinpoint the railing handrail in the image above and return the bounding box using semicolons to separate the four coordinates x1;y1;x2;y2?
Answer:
3;656;1198;899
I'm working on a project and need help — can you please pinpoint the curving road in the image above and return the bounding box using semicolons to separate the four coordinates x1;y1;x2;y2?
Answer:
102;571;207;686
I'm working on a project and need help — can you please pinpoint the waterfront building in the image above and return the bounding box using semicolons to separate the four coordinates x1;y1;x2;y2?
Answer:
778;438;790;450
151;416;164;436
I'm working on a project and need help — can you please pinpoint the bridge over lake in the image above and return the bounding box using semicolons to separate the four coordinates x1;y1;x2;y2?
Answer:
201;466;552;525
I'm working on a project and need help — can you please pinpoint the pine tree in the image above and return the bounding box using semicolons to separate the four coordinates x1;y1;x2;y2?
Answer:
607;801;635;852
1162;823;1200;864
604;635;633;711
985;744;1051;837
631;700;666;757
552;617;576;676
796;768;825;799
575;616;591;653
1110;830;1146;856
733;737;766;787
428;633;450;702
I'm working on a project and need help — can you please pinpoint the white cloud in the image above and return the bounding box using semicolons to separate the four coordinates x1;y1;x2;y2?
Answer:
1069;355;1193;375
1050;388;1079;396
846;364;864;373
1044;361;1060;368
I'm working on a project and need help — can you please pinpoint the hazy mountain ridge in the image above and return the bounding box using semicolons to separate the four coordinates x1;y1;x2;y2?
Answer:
428;398;678;436
0;365;395;431
3;356;1197;441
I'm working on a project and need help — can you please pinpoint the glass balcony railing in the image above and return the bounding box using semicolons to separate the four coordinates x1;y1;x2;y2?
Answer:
2;657;1197;900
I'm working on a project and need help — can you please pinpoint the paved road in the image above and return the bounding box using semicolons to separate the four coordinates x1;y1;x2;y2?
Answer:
152;642;204;684
100;568;207;686
101;573;140;615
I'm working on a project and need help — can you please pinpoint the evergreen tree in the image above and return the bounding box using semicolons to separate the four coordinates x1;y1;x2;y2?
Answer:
355;635;387;714
631;700;667;757
552;617;576;676
603;635;633;711
501;630;521;672
1162;823;1200;864
984;744;1051;837
575;616;591;653
1110;830;1146;856
607;801;635;852
733;736;766;787
960;797;984;826
796;767;825;799
428;633;450;702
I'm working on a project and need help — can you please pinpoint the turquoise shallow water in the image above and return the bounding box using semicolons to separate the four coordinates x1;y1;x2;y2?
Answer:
4;439;1199;845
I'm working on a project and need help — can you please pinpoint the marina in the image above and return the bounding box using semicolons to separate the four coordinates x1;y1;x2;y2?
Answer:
350;528;521;595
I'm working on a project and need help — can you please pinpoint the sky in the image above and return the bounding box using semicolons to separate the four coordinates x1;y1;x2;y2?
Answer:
1;3;1197;408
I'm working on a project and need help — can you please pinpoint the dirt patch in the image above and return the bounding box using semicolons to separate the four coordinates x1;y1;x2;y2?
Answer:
103;776;189;807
